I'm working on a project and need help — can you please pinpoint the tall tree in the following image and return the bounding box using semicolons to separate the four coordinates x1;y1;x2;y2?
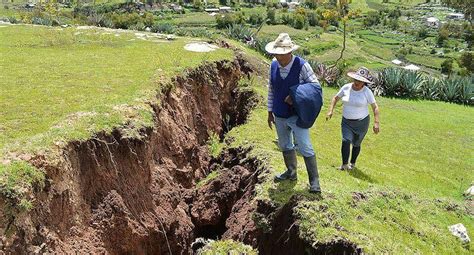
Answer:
442;0;474;23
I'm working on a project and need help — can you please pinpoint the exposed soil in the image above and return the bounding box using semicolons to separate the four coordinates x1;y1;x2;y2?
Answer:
0;54;362;254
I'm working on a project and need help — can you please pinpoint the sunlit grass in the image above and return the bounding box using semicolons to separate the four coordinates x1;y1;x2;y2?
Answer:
228;81;474;253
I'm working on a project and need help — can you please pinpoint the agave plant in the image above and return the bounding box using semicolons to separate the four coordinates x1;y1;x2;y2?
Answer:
421;76;441;101
401;70;425;98
308;60;340;87
369;71;384;96
440;76;463;103
460;76;474;105
227;24;255;45
381;67;403;96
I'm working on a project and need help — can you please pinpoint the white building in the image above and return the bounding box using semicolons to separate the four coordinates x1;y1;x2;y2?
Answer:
446;13;465;20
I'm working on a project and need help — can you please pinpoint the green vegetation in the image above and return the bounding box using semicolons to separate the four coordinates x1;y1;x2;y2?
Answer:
199;239;257;255
0;25;232;153
0;160;45;211
0;24;232;205
227;85;474;253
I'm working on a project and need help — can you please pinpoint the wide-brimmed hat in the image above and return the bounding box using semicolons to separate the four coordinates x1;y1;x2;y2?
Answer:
347;67;374;84
265;33;299;55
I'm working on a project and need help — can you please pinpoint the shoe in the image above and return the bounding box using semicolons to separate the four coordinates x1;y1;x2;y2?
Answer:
350;163;356;169
337;164;352;171
274;150;297;182
304;155;321;193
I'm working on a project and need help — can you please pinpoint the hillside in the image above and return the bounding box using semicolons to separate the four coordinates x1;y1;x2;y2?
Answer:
0;9;473;255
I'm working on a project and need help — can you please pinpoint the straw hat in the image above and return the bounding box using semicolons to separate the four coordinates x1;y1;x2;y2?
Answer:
265;33;300;55
347;67;374;84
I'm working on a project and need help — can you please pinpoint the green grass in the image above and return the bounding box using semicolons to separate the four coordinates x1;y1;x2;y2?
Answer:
200;239;257;255
227;83;474;253
0;25;233;154
256;24;316;41
172;12;216;26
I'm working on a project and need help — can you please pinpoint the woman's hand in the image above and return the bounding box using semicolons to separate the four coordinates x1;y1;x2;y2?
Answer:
284;95;293;105
373;122;380;134
326;111;333;121
268;112;275;130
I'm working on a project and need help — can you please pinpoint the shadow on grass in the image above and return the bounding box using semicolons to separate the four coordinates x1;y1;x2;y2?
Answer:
348;167;378;184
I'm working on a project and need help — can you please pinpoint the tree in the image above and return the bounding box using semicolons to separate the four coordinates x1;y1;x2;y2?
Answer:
266;8;276;25
459;52;474;74
441;59;454;75
437;27;450;47
441;0;474;23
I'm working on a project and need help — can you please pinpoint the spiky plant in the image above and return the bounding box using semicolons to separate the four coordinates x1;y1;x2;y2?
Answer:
227;24;255;45
369;71;384;96
308;60;340;87
460;76;474;105
440;76;463;103
421;76;441;101
401;71;425;98
381;67;403;96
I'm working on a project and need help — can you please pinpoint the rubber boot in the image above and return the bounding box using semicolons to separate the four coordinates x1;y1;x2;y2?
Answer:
304;155;321;193
274;150;297;182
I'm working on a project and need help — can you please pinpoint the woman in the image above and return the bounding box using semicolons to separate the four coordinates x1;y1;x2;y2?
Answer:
326;67;380;170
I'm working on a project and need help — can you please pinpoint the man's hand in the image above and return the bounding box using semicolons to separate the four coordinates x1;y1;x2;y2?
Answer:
268;112;275;130
326;111;333;121
373;122;380;134
284;95;293;105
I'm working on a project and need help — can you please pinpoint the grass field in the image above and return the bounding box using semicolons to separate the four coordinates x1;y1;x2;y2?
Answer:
0;24;233;154
228;82;474;253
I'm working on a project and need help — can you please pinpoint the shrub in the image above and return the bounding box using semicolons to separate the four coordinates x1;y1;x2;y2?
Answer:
110;12;142;29
248;13;264;26
441;59;454;75
417;28;428;40
216;12;245;29
437;27;449;47
267;8;276;25
363;11;381;27
307;11;318;27
151;22;176;34
459;52;474;74
292;14;306;29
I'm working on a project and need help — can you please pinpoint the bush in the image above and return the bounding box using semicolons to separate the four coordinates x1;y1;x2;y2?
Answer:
437;27;449;47
292;14;306;29
441;59;454;75
307;11;318;27
151;22;176;34
216;12;245;29
459;52;474;74
363;11;381;27
248;13;264;26
110;12;142;29
266;8;276;25
417;28;428;40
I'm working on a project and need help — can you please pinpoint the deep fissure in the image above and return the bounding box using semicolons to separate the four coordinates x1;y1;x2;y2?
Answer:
1;57;361;254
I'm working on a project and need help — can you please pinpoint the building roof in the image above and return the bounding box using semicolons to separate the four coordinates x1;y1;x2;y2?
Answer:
404;64;420;71
392;59;402;65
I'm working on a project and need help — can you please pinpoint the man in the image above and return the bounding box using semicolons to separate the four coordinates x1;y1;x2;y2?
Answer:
265;33;322;194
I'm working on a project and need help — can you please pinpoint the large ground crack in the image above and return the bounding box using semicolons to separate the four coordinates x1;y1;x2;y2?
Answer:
1;55;362;255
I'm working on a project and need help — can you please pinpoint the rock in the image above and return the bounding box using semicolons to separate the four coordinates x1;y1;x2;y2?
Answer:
464;185;474;196
145;27;151;32
448;223;470;243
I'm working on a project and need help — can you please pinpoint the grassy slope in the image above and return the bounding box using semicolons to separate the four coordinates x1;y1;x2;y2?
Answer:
228;67;473;253
0;25;233;154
